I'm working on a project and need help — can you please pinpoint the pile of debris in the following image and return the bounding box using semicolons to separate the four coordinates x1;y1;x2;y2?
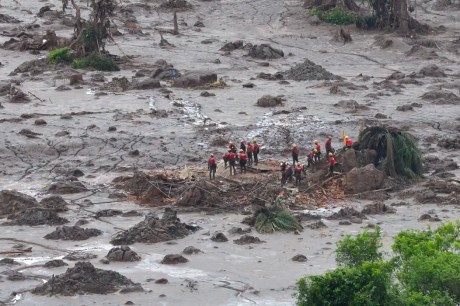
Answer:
110;208;196;245
44;226;102;240
281;59;340;81
5;207;69;226
32;262;142;295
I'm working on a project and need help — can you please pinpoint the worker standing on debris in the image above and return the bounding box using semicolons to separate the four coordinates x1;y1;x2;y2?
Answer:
282;162;293;185
291;144;299;165
240;140;247;153
345;136;353;150
222;150;230;168
208;154;217;180
228;141;237;153
314;140;321;161
228;150;237;175
294;162;303;185
247;141;253;167
253;139;260;165
239;149;247;173
280;161;287;185
325;135;333;155
328;152;336;175
307;149;315;168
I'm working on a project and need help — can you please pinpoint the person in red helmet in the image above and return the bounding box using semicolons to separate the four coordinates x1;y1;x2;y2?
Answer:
252;139;260;165
228;141;237;154
291;144;299;166
307;149;315;168
314;140;321;161
239;149;247;173
222;150;230;168
208;154;217;180
294;162;303;185
328;152;336;175
228;150;237;175
345;136;353;150
325;135;333;155
247;141;253;167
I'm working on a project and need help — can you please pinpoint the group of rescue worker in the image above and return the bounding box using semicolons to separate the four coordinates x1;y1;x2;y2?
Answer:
207;134;353;182
207;139;260;180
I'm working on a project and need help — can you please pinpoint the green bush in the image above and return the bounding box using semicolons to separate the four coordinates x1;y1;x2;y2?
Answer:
355;15;378;29
309;6;356;25
71;53;119;71
48;47;73;64
336;227;383;267
254;206;302;234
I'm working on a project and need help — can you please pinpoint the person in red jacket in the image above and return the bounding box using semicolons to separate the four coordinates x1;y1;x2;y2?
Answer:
307;149;315;168
222;150;230;168
240;140;247;153
314;140;321;161
328;152;336;175
345;136;353;150
291;144;299;165
208;154;217;180
239;149;247;173
228;150;237;175
247;141;253;167
228;141;237;153
325;135;333;155
253;140;260;165
294;162;303;185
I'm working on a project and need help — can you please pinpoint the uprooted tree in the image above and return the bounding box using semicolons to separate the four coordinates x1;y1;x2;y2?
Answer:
62;0;116;55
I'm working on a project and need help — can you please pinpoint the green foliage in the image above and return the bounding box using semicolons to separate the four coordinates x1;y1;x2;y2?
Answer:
297;262;392;306
393;133;422;178
388;288;456;306
72;53;119;71
309;6;356;25
336;227;383;267
355;15;377;29
48;47;73;64
254;206;302;234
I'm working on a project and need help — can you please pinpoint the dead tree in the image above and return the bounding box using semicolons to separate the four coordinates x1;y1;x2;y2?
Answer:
173;11;179;35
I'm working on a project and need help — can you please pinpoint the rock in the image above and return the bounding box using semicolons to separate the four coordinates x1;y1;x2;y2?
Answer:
180;246;203;256
69;74;83;85
7;271;26;281
56;85;71;91
281;59;339;81
291;254;308;262
130;79;161;90
200;91;215;97
44;260;68;268
110;209;193;245
91;74;106;82
228;227;252;235
341;149;358;172
233;235;265;245
44;226;102;240
34;119;47;125
306;220;327;229
334;100;369;111
257;72;284;80
173;72;217;88
155;278;168;284
106;246;141;262
201;38;215;44
421;90;460;105
220;40;244;52
247;44;284;59
67;169;84;177
327;207;365;220
100;258;110;264
375;113;388;119
95;209;123;218
396;104;414;111
344;164;386;194
418;64;446;77
0;190;38;215
0;258;21;266
211;232;228;242
437;137;460;150
75;219;89;226
47;181;88;194
122;210;143;217
350;216;363;224
308;15;321;25
18;128;41;138
32;262;140;295
256;95;283;107
362;202;396;215
339;220;352;225
108;126;117;132
39;195;69;212
5;207;68;226
242;82;255;88
129;149;140;156
194;21;204;27
333;27;352;44
63;251;98;261
119;284;144;294
161;254;188;264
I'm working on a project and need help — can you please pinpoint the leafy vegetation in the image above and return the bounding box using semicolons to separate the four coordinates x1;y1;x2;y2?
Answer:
72;53;119;71
296;222;460;305
254;206;302;233
48;47;73;64
308;6;356;25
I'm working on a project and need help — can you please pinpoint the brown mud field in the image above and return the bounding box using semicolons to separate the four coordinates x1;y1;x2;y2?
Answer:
0;0;459;305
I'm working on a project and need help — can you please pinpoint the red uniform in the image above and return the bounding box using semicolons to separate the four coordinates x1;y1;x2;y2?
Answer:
325;138;332;153
208;157;217;179
228;152;236;161
346;138;353;147
316;144;321;152
329;156;336;166
208;157;216;165
239;153;247;160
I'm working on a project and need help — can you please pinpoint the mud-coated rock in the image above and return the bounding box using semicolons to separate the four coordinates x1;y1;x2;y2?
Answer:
63;251;97;261
362;202;396;215
47;181;88;194
228;227;252;235
248;44;284;59
182;246;203;255
0;190;38;215
130;78;161;90
341;149;358;172
344;164;386;194
291;254;308;262
34;119;47;125
418;64;446;77
220;40;244;52
173;72;217;88
161;254;188;264
106;246;141;262
39;195;69;212
6;207;68;226
44;259;68;268
95;209;123;218
7;271;26;281
155;278;168;284
44;226;102;240
233;235;265;245
0;258;21;266
256;95;283;107
211;232;228;242
306;220;327;229
32;262;140;295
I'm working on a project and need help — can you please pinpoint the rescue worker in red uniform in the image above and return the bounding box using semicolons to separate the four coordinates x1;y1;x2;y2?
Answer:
291;144;299;166
208;154;217;180
294;162;303;185
345;136;353;150
328;152;336;175
325;135;333;155
314;140;321;161
282;162;293;185
239;149;247;173
307;149;315;168
247;141;253;167
240;140;247;153
280;161;287;185
228;141;237;154
228;150;237;175
222;150;230;168
253;140;260;165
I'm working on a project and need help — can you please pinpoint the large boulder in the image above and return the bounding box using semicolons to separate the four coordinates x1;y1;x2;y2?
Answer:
343;164;386;194
173;72;217;88
0;190;38;215
256;95;283;107
247;44;284;60
340;149;358;172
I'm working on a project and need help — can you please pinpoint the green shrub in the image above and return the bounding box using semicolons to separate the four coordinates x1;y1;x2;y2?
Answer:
309;6;356;25
355;15;378;29
71;53;119;71
48;47;73;64
336;227;383;267
254;206;302;234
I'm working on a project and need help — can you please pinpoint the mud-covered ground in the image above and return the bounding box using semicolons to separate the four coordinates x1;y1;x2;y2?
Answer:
0;0;459;305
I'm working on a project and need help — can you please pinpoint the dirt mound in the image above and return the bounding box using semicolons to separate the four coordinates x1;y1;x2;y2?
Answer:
44;226;102;240
405;45;438;59
95;209;123;218
327;207;365;220
418;64;447;77
233;235;265;245
256;95;283;107
247;44;284;59
182;246;203;255
361;202;396;215
176;180;222;207
10;59;50;76
48;181;88;194
0;190;38;215
220;40;244;52
161;254;188;264
63;251;97;261
211;232;228;242
39;195;69;212
110;209;194;245
421;90;460;105
173;72;217;88
32;262;140;296
344;164;386;194
281;59;339;81
106;246;141;262
44;260;68;268
5;207;68;226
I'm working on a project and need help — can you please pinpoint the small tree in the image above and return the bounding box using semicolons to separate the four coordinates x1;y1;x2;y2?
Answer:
336;227;383;267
